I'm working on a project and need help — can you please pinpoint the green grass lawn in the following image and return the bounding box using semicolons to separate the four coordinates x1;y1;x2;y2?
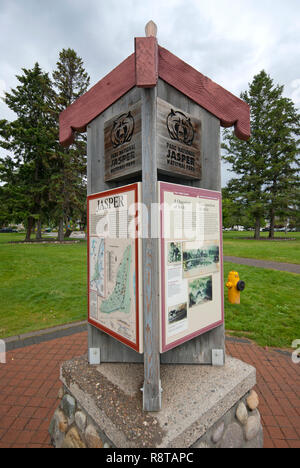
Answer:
0;233;299;349
223;231;300;264
224;262;300;348
0;234;87;338
0;232;31;244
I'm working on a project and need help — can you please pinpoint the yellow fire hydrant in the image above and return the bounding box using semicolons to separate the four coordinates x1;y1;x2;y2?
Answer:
226;271;245;304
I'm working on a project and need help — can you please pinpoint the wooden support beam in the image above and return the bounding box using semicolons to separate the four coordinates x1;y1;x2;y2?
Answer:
141;87;161;411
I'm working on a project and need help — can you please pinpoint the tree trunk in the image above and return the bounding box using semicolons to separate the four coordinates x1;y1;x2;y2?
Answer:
25;217;35;242
64;216;72;237
36;219;42;240
254;217;260;240
268;208;275;239
57;218;64;242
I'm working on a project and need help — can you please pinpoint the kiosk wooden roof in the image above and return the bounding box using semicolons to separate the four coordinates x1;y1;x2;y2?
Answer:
59;30;250;147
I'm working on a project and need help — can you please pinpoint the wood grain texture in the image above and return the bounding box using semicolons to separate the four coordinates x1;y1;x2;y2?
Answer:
88;87;141;195
158;45;250;141
59;54;136;146
156;97;201;179
104;101;142;181
88;324;144;363
157;79;221;191
135;37;158;88
141;87;161;411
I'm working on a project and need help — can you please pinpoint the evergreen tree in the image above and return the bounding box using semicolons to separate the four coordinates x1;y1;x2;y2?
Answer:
0;169;14;228
50;49;90;241
0;63;56;240
222;186;257;230
263;85;300;238
286;186;300;231
222;70;300;239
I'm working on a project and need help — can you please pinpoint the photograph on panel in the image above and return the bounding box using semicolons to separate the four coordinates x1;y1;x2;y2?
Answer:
188;275;213;309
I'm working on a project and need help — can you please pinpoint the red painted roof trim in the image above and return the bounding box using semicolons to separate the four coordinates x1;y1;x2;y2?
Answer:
60;38;250;146
158;46;250;141
59;54;136;146
135;37;158;87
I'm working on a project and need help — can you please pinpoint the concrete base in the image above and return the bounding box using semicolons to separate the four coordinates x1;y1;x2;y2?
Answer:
50;354;263;448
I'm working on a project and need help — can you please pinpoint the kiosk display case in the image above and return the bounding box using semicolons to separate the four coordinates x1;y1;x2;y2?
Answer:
88;183;143;353
159;182;224;353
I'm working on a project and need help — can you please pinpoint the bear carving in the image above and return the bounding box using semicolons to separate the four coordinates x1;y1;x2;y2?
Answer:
166;109;194;146
110;112;134;148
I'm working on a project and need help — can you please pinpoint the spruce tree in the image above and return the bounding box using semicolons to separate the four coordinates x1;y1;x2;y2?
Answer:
222;70;300;239
288;187;300;230
263;85;300;238
0;63;56;241
222;186;256;230
51;49;90;241
0;163;14;228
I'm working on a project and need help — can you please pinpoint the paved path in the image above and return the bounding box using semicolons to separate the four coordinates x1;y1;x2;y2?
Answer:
224;256;300;274
0;332;299;448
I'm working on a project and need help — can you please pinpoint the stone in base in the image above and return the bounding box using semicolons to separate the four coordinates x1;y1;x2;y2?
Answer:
49;355;263;448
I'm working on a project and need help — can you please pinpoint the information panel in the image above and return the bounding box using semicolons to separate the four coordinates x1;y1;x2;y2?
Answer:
87;183;143;353
159;182;224;353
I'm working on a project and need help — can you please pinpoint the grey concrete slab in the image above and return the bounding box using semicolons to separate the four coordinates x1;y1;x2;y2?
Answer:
4;321;87;351
61;355;256;448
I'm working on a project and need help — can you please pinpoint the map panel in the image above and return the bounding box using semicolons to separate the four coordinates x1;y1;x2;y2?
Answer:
88;184;142;353
90;237;105;297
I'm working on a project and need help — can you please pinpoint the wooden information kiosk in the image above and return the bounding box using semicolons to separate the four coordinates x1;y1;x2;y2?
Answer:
59;21;250;412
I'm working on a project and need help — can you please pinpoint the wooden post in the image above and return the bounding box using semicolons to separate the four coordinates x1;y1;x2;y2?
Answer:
141;87;161;411
145;20;157;38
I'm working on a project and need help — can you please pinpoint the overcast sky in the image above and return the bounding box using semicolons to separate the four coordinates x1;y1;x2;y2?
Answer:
1;0;299;186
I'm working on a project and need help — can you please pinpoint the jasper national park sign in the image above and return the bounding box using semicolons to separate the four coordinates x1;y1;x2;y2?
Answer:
104;102;142;182
156;98;202;180
104;98;201;181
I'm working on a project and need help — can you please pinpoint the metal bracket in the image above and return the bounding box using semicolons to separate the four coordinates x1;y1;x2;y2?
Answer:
212;349;224;366
88;348;101;365
141;379;163;394
141;379;163;411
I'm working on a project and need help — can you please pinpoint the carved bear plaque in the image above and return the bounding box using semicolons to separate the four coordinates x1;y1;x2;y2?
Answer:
104;102;142;182
157;98;202;180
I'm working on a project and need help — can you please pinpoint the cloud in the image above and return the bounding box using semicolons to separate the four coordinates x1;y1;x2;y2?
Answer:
1;0;300;186
1;0;300;99
290;79;300;107
0;80;6;99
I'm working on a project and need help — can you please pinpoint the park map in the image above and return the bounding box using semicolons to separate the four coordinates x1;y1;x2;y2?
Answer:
88;187;139;349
